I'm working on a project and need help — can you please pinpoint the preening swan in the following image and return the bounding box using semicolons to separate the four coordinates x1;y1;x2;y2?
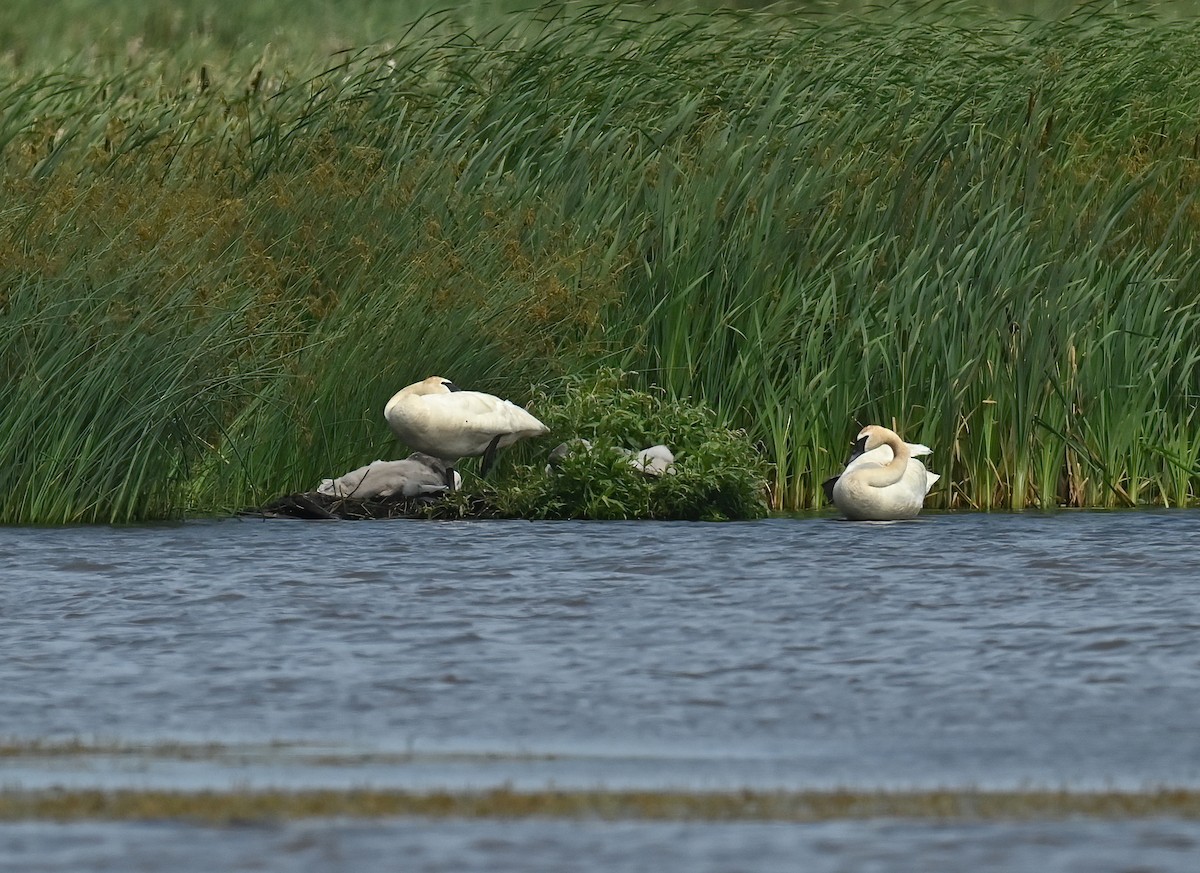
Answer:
318;453;462;500
384;376;549;476
821;431;933;503
828;425;939;520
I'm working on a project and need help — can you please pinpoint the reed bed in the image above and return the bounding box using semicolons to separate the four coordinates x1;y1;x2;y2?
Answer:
1;2;1198;521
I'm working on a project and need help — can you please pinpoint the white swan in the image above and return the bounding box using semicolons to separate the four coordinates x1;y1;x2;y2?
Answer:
546;439;676;477
630;444;675;477
318;453;462;499
829;425;939;520
821;431;933;502
384;376;549;475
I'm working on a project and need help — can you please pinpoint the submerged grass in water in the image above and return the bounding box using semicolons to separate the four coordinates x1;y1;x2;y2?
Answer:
1;2;1198;520
5;787;1200;823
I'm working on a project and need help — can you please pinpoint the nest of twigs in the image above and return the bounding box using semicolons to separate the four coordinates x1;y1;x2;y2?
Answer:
239;491;499;520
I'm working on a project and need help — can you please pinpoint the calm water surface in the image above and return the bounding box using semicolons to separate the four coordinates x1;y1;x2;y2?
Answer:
2;510;1199;870
1;817;1198;873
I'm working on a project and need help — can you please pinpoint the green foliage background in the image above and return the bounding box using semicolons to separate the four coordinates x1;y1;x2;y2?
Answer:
2;1;1199;521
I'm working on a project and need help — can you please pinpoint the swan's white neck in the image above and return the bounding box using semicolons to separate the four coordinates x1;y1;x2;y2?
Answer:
858;430;911;488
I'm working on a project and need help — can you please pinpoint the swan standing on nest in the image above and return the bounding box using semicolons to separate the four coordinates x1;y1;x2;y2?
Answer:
829;425;939;520
384;376;549;478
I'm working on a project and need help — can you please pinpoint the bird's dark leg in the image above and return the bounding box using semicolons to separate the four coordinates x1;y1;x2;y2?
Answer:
479;435;503;477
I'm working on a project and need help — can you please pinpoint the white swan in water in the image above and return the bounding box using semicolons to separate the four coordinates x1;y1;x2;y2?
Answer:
384;376;549;476
821;431;933;501
318;453;462;499
828;425;939;520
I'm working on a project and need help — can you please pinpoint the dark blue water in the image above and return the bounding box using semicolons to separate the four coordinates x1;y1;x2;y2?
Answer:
2;511;1199;871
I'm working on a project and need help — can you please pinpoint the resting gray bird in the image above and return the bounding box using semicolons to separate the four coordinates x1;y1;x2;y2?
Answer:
317;453;461;500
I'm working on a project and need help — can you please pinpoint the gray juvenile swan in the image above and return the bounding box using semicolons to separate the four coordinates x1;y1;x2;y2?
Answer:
384;376;549;477
829;425;939;520
318;453;462;500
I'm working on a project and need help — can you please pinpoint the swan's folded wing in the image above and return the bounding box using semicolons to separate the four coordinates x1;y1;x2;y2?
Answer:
843;445;894;471
423;392;548;436
318;464;372;497
631;445;675;476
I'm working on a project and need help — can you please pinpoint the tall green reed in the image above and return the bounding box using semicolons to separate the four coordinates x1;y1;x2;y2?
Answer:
2;3;1199;520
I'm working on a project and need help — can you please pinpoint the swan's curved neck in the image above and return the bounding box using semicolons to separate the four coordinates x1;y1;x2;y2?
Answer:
860;432;911;488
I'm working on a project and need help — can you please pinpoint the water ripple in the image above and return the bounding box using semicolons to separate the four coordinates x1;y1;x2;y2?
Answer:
0;510;1198;792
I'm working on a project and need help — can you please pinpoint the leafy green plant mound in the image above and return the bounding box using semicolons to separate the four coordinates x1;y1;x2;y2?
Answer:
460;371;769;521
